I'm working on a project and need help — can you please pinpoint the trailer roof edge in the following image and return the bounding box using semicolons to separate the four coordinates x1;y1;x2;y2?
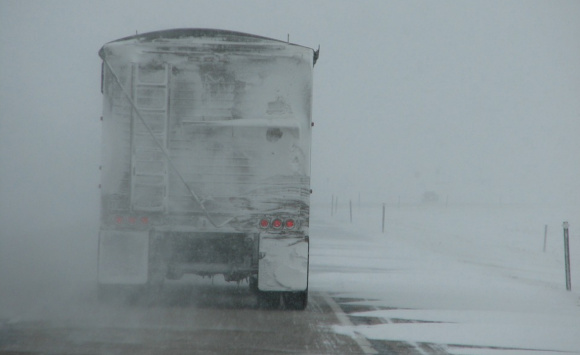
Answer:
99;28;317;60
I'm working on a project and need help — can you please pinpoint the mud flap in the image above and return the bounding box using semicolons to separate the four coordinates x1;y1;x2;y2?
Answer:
258;235;309;291
98;230;149;284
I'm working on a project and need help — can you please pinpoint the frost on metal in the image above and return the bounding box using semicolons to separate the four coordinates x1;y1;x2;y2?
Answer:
97;29;315;294
258;235;309;291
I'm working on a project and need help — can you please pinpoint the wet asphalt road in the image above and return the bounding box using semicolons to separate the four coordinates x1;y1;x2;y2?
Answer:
0;282;364;355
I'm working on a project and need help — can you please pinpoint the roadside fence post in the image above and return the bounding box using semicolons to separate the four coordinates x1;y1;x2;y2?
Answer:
349;200;352;223
382;203;386;234
543;224;548;252
563;221;572;291
331;195;334;216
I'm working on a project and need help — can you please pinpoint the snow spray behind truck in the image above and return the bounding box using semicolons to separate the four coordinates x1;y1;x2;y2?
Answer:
97;29;318;309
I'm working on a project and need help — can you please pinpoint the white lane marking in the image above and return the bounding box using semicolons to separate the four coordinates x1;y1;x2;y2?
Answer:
321;293;378;355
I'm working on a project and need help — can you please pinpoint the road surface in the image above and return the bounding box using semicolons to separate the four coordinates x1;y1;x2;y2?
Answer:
0;280;367;355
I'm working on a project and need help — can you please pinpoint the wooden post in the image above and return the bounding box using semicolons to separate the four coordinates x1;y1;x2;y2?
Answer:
349;200;352;223
563;222;572;291
543;224;548;252
382;203;386;233
331;195;334;216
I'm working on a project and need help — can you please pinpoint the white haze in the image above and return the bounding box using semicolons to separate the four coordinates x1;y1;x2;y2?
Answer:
0;0;579;324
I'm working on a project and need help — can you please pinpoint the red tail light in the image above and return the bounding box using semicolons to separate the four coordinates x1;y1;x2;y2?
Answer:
141;217;149;224
259;217;298;230
272;219;283;229
285;219;295;229
115;216;123;224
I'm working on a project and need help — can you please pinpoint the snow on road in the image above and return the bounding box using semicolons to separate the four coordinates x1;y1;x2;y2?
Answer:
2;202;580;354
309;202;580;354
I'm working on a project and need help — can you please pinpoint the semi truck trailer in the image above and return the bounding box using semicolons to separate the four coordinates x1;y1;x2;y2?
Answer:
97;29;317;309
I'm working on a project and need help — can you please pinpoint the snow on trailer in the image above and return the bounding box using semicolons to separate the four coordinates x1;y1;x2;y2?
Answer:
97;29;318;309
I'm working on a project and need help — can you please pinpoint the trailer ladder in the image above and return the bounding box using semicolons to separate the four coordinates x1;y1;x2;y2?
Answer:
130;63;170;212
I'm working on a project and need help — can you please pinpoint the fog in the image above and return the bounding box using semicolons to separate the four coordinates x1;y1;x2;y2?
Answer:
1;0;579;320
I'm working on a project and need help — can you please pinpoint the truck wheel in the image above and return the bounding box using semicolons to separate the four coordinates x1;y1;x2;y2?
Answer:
145;280;164;304
249;277;259;294
97;284;122;302
98;284;144;304
283;291;308;311
257;291;281;309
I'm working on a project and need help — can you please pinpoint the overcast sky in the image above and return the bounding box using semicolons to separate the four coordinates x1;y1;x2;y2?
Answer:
1;0;579;232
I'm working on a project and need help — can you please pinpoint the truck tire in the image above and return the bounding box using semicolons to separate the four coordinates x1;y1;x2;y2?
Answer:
283;291;308;311
97;284;125;302
249;277;259;294
98;284;144;304
257;291;281;309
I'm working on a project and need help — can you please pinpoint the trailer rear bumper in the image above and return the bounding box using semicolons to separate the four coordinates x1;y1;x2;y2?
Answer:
96;229;310;291
168;262;256;281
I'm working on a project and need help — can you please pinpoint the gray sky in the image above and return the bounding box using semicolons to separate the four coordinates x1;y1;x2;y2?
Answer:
1;0;579;232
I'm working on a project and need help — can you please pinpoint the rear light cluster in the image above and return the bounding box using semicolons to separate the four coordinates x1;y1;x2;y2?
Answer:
259;217;296;230
114;216;149;225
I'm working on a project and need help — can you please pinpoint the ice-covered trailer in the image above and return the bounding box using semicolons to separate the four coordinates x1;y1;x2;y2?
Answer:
97;29;317;309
